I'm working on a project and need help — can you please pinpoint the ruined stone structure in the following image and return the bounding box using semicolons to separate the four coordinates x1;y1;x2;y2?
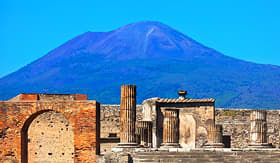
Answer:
98;88;280;163
2;86;280;163
136;121;152;147
204;122;224;148
161;108;180;147
0;93;100;163
249;110;272;148
99;104;142;153
142;91;216;148
216;109;280;148
100;107;280;152
100;88;280;163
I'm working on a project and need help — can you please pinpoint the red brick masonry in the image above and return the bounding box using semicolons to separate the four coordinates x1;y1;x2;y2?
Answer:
0;95;100;163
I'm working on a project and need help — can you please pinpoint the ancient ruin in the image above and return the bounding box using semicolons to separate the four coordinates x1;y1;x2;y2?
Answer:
99;86;280;162
0;94;100;163
136;121;152;147
1;86;280;162
141;90;216;148
204;123;224;148
249;110;272;148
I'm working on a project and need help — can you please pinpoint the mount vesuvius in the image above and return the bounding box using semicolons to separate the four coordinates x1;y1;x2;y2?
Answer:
1;21;280;108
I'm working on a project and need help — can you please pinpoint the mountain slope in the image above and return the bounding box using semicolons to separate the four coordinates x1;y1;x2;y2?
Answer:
0;21;280;108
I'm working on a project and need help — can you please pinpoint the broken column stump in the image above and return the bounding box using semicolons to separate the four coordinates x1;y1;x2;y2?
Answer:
249;110;272;148
161;108;180;148
204;123;224;148
136;121;152;147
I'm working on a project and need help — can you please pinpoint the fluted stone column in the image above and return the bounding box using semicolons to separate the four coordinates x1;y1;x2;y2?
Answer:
136;121;152;147
118;85;138;147
249;110;272;148
161;109;180;148
204;124;224;148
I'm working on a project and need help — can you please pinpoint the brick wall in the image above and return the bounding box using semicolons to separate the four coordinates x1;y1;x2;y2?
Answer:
8;93;88;101
0;100;100;163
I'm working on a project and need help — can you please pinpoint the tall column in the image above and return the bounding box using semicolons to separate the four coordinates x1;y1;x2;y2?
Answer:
249;110;272;148
118;85;138;147
161;109;180;148
204;123;224;148
136;121;152;147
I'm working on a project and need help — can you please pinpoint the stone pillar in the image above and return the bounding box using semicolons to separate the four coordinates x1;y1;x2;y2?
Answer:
161;109;180;148
204;123;224;148
136;121;152;147
118;85;138;147
249;110;272;148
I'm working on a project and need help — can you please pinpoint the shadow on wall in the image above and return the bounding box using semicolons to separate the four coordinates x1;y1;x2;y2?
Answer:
223;135;231;148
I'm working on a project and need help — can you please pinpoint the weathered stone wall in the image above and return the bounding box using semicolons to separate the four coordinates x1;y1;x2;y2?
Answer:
0;98;100;163
100;105;142;138
100;138;120;153
28;111;74;162
215;108;280;148
100;105;142;153
100;105;280;149
175;103;215;148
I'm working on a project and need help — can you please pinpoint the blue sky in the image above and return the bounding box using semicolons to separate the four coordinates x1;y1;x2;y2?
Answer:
1;0;280;77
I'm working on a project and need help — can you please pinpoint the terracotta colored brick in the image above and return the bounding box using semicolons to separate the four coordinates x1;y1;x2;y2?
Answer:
0;97;100;163
74;94;88;100
19;94;38;100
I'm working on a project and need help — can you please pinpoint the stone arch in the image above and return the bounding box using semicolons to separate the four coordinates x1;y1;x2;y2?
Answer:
21;109;74;163
0;100;99;162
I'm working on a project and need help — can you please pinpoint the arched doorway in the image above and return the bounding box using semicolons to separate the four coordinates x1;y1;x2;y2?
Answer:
21;111;74;163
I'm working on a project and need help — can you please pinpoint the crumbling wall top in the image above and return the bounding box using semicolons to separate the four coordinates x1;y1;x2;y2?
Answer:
7;93;88;101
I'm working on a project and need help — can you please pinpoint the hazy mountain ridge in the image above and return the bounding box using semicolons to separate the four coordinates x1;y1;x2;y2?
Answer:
0;21;280;109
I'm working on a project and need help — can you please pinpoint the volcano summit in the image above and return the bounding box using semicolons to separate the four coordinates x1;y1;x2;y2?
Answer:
0;21;279;108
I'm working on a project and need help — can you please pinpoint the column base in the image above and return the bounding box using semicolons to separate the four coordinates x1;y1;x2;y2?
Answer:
160;143;180;148
203;143;224;148
118;142;139;148
248;143;273;148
